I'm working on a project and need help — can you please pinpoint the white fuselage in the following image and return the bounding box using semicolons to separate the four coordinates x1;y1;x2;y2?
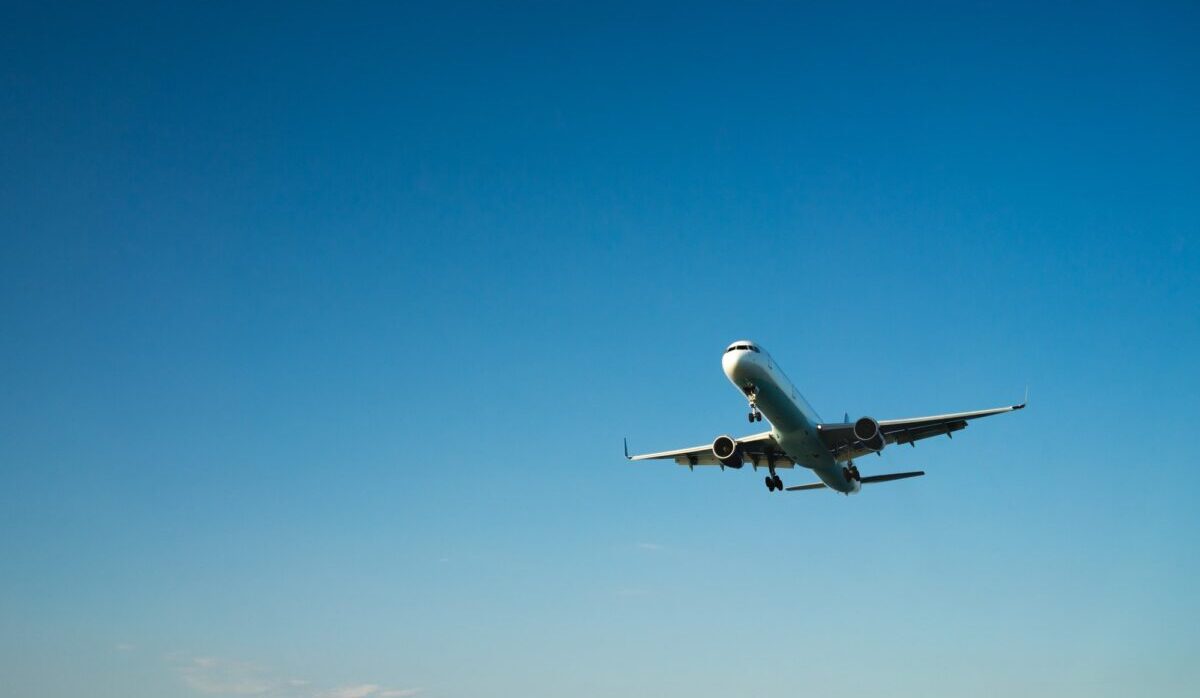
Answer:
722;345;860;493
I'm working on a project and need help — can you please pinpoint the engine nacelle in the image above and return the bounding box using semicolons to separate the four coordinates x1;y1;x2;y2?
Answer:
853;416;886;452
711;435;744;468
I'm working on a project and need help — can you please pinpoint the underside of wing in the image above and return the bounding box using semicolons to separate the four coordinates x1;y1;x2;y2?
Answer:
625;431;797;469
817;400;1025;461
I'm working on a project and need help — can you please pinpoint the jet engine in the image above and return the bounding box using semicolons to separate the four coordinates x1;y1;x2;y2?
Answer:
711;435;744;468
853;416;886;452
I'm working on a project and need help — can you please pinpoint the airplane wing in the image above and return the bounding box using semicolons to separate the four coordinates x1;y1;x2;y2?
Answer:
817;400;1026;461
625;431;798;468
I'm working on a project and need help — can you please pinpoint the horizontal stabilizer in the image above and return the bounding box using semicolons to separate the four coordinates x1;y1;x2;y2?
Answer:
860;470;925;484
785;471;925;492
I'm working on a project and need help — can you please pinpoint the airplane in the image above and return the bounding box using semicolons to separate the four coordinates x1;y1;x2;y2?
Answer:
625;340;1025;494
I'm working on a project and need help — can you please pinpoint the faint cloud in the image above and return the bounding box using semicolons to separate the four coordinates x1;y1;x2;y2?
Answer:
115;642;136;652
318;686;381;698
317;685;421;698
179;657;280;695
635;542;663;551
175;656;419;698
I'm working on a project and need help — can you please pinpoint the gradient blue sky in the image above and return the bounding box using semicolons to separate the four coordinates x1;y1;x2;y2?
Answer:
2;2;1198;697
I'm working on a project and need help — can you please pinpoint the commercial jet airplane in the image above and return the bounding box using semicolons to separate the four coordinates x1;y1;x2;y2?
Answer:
625;340;1024;494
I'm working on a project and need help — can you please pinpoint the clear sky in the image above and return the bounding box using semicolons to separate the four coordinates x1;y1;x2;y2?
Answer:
2;2;1198;697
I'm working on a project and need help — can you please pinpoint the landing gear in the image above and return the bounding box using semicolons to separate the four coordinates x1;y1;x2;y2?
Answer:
764;472;783;492
744;385;762;423
842;462;861;482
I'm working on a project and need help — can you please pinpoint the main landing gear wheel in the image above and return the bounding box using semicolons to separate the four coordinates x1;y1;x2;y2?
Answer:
747;407;762;422
765;475;776;491
772;474;783;490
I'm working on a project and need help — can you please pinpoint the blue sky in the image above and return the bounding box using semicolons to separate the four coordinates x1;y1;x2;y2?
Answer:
1;2;1198;697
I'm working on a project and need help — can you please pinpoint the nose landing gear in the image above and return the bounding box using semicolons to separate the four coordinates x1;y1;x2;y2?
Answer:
842;462;861;482
742;385;762;422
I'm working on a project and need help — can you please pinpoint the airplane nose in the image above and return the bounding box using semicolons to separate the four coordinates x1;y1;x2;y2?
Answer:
722;349;749;382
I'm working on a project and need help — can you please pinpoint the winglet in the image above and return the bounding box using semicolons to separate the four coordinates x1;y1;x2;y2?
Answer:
1016;385;1029;409
623;437;630;460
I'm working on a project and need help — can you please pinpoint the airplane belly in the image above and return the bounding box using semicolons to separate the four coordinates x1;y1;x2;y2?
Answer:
813;464;858;494
776;424;853;491
776;429;826;469
756;417;857;493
